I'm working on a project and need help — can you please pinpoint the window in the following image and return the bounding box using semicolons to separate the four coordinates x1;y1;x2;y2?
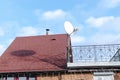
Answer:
7;77;14;80
94;72;114;80
19;77;26;80
29;77;36;80
19;77;36;80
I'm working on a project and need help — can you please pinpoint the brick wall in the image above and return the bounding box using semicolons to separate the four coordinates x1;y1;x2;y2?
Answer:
1;72;119;80
36;73;93;80
36;72;120;80
62;73;93;80
114;73;120;80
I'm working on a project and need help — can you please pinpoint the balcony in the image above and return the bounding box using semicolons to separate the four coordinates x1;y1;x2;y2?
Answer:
67;44;120;68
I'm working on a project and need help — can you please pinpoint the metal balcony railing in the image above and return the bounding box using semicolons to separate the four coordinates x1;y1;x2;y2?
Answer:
71;44;120;63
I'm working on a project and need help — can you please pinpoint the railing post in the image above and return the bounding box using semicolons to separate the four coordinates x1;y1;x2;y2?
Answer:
94;45;97;62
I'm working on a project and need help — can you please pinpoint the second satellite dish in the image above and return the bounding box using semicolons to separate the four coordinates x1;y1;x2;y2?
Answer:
64;21;75;35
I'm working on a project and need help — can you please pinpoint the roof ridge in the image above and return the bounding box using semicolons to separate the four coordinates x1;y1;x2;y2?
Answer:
16;33;67;38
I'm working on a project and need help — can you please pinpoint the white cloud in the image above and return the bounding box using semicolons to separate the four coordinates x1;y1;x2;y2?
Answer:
86;16;120;32
42;9;66;20
18;26;38;36
99;0;120;9
0;21;19;36
86;16;114;27
85;16;120;44
71;35;85;45
0;44;5;56
35;9;67;20
89;33;120;44
8;38;14;45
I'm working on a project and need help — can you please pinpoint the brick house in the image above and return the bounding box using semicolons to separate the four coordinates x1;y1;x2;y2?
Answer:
0;34;120;80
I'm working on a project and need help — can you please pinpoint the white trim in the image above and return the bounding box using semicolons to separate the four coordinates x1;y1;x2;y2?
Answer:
67;62;120;68
94;72;114;75
94;72;114;80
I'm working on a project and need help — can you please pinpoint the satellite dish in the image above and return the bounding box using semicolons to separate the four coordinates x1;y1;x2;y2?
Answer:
64;21;75;35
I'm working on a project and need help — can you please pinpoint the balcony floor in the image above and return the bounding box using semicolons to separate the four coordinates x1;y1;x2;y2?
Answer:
67;62;120;68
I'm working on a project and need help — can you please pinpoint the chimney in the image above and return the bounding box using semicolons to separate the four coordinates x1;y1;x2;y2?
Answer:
46;29;50;35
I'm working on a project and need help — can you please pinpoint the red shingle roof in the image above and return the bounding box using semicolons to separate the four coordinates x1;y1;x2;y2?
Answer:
0;34;69;73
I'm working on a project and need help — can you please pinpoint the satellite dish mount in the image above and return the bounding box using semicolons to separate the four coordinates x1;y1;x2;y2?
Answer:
64;21;77;63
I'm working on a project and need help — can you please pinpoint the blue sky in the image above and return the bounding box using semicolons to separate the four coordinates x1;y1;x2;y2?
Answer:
0;0;120;55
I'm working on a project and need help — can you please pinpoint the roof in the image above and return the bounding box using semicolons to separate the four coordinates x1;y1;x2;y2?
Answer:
0;34;69;73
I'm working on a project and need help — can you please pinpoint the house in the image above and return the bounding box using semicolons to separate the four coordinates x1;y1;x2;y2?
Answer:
0;33;120;80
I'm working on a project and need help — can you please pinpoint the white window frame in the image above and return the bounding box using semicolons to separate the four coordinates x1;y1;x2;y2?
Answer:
94;72;114;80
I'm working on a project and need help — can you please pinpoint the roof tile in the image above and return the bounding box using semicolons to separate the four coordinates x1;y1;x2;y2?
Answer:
0;34;69;73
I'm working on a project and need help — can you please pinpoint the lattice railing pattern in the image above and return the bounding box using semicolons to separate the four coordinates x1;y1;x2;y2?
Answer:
72;44;120;62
